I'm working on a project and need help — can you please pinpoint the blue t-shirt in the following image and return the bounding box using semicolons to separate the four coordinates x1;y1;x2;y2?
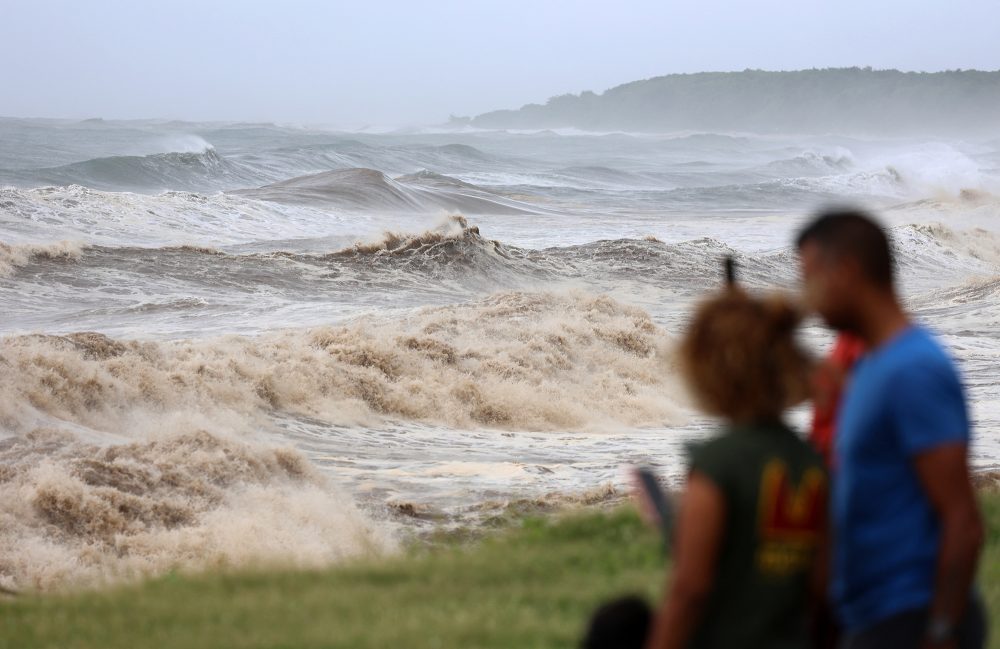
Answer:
832;326;969;631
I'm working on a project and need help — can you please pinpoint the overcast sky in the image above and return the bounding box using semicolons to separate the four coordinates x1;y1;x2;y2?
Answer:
2;0;998;127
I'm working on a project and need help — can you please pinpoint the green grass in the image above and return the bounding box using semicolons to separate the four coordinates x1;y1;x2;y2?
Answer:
979;492;1000;648
1;496;997;649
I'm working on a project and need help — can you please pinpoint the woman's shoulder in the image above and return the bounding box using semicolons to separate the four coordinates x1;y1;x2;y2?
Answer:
690;423;822;471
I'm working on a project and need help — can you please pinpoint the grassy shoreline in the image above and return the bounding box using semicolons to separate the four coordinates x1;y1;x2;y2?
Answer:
1;495;997;649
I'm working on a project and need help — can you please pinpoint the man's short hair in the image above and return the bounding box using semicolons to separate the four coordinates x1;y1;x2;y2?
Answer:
796;209;895;288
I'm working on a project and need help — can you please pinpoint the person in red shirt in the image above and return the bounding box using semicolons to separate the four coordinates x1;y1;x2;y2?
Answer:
810;332;865;467
808;332;865;648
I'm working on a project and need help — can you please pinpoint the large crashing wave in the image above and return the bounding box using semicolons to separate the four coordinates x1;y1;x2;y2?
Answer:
0;291;684;591
0;429;387;592
1;292;684;435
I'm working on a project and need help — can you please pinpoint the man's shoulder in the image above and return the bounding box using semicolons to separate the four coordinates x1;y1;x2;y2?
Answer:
879;327;957;379
900;326;952;358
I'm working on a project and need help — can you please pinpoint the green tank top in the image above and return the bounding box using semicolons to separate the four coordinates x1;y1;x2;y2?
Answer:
686;422;827;649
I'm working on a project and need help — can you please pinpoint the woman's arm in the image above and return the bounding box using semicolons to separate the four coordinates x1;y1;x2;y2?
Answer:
645;471;726;649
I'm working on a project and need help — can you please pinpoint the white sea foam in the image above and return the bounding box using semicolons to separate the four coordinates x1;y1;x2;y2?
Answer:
0;428;389;592
0;292;686;435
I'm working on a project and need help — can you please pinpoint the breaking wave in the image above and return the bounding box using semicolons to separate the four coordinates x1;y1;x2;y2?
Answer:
891;223;1000;283
0;289;686;592
0;216;759;309
0;240;86;277
1;292;685;435
324;215;538;282
908;223;1000;267
0;288;689;592
0;428;388;592
6;217;996;307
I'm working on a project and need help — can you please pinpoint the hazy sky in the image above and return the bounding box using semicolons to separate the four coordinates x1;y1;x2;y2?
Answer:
2;0;998;127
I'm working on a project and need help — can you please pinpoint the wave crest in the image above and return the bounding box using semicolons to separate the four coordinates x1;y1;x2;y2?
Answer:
910;223;1000;267
339;215;495;255
0;240;86;277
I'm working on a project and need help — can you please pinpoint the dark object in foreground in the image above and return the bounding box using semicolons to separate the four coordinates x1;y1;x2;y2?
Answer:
724;255;736;287
632;466;675;548
581;595;652;649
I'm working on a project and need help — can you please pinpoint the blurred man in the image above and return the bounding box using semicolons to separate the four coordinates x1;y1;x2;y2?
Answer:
797;209;985;649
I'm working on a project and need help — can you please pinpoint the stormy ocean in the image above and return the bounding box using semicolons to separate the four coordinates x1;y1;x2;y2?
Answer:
2;117;998;590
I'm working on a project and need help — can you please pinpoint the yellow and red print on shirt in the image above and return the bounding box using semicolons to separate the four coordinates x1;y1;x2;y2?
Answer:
756;459;827;575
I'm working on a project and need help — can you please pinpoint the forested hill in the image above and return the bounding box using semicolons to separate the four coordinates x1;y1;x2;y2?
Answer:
459;69;1000;135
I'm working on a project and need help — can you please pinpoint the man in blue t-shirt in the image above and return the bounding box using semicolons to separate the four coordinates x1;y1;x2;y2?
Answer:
796;210;985;649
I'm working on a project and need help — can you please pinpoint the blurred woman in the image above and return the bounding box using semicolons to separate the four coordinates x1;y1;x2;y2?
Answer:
646;289;828;649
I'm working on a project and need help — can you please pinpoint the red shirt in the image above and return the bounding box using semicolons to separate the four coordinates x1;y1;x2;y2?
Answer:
810;333;866;467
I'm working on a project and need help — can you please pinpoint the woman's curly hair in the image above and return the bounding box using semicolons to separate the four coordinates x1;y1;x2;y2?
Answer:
679;289;813;423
